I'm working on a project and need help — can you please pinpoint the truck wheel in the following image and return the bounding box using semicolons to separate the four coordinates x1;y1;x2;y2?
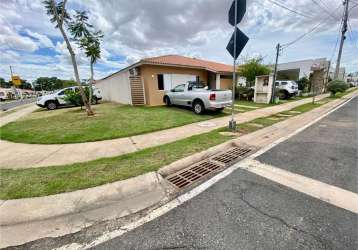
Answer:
193;100;204;115
164;96;171;106
279;90;289;100
46;101;57;110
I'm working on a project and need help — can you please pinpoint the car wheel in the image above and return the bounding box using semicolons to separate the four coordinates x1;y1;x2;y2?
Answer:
193;100;204;115
164;96;171;106
46;101;57;110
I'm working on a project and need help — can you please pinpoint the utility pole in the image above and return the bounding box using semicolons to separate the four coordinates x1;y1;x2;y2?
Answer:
334;0;349;79
271;43;281;103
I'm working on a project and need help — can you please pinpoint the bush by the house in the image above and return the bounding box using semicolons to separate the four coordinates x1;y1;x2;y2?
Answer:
327;80;348;96
236;86;254;101
64;87;90;108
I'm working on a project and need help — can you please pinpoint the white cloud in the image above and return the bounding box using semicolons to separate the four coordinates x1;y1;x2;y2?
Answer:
25;29;54;48
0;0;357;82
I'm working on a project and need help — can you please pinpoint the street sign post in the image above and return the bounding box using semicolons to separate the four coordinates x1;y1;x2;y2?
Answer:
226;0;248;131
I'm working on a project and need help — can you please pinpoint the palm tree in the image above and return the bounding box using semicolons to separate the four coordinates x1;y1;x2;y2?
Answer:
43;0;94;116
69;11;103;104
80;33;103;104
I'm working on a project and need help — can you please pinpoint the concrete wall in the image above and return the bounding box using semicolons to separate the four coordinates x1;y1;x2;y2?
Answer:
140;65;208;106
95;70;132;104
278;58;329;80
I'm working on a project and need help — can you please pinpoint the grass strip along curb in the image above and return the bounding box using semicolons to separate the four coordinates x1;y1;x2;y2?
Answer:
1;95;346;200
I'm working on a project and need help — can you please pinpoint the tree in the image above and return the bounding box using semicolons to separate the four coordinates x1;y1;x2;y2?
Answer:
69;11;103;104
296;77;310;92
18;79;33;90
0;78;11;88
33;77;63;91
238;57;271;86
43;0;94;116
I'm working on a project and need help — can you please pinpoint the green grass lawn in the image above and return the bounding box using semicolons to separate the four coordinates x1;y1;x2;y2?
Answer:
0;97;335;200
0;103;224;144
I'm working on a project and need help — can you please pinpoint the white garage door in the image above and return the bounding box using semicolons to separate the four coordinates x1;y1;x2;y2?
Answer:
163;74;197;90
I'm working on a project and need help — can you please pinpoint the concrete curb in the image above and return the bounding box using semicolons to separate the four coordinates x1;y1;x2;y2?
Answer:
0;172;175;248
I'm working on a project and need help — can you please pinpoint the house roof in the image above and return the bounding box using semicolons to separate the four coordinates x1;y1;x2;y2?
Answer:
140;55;233;74
98;55;233;81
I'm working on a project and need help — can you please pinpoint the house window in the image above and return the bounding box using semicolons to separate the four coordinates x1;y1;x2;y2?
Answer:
157;74;164;90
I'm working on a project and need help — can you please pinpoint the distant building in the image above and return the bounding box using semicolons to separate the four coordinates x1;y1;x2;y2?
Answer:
329;68;346;81
276;58;330;93
277;58;330;80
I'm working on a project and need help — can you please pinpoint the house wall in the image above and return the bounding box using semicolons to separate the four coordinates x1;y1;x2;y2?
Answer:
140;65;208;106
220;78;233;90
95;70;132;104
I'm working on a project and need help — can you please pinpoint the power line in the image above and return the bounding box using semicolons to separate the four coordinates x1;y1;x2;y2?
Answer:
347;20;358;49
311;0;340;20
329;19;343;64
281;16;336;48
266;0;314;19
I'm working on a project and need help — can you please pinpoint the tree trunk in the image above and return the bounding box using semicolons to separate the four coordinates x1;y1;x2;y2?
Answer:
89;62;94;105
59;25;94;116
51;0;94;116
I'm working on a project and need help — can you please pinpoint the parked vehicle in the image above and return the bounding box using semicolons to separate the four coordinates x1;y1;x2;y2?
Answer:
163;81;232;114
36;86;102;110
275;80;299;99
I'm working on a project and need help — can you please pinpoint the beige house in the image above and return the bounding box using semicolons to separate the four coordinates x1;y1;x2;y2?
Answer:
95;55;234;106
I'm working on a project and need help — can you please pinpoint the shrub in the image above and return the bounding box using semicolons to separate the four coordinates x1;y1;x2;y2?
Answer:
64;87;90;108
327;80;348;96
236;86;254;101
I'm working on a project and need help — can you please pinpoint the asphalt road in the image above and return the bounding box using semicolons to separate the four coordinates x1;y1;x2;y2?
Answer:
93;97;357;250
0;98;36;111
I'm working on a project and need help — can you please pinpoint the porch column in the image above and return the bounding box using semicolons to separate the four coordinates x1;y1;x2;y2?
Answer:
216;74;221;89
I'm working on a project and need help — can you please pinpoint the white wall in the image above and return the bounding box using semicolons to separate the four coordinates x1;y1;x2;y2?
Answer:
163;74;197;90
278;58;329;79
95;70;132;104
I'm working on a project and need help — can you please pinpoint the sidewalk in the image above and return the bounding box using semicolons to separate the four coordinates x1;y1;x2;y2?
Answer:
0;93;355;248
0;103;38;127
0;94;330;169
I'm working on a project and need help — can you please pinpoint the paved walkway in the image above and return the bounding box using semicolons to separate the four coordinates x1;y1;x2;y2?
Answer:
0;103;38;127
0;94;332;169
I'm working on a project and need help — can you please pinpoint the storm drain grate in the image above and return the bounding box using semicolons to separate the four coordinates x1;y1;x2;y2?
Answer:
211;147;252;165
166;146;253;189
167;161;223;189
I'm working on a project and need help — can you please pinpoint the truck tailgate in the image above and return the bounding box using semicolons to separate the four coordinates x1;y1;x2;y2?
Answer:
214;90;232;102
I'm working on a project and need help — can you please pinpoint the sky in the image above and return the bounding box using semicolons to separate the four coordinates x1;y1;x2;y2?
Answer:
0;0;357;82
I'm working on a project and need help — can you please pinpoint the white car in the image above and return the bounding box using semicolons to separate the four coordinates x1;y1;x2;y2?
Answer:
36;86;102;110
163;81;232;114
275;80;299;99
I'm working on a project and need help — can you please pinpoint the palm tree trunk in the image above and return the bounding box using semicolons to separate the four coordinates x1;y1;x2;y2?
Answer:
52;0;93;116
89;62;94;104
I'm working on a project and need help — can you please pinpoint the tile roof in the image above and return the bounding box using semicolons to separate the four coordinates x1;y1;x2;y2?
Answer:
140;55;233;73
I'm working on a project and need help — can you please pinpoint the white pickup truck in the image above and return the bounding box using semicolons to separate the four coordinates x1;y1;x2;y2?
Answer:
163;82;232;114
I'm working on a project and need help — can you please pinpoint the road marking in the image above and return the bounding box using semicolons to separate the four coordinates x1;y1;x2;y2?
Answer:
240;159;358;214
70;94;357;250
